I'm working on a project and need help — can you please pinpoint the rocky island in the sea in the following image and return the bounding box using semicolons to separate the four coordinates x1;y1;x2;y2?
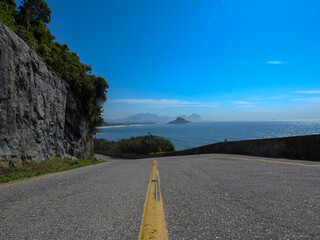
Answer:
168;117;191;124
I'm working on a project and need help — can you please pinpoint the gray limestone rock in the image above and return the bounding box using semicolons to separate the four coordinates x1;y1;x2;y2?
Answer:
0;23;90;164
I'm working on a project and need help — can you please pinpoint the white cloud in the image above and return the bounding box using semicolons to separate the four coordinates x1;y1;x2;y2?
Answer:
231;100;266;107
113;98;219;108
234;101;251;105
199;103;219;108
294;97;320;103
114;99;198;105
266;61;287;64
293;90;320;94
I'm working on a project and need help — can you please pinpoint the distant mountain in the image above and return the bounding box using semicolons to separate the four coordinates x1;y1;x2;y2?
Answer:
179;113;202;122
187;113;202;122
168;117;191;124
106;113;202;124
106;113;174;123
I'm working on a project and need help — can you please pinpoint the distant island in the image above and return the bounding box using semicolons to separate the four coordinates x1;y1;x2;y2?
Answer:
168;117;191;124
105;113;202;124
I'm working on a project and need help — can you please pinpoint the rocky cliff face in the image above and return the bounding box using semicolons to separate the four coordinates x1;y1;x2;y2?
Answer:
0;23;90;165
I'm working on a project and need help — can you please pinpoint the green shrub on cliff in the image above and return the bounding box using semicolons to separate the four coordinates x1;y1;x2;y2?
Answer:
0;0;16;29
94;134;175;155
0;0;108;134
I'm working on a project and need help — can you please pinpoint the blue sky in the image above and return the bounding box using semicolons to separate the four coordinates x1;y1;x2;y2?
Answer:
17;0;320;120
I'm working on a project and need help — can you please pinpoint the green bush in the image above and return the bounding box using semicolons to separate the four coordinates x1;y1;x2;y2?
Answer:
94;134;175;155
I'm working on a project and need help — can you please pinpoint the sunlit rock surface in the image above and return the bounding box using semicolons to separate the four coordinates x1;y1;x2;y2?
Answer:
0;23;89;164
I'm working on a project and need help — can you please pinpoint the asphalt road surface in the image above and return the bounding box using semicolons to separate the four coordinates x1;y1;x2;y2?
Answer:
0;154;319;239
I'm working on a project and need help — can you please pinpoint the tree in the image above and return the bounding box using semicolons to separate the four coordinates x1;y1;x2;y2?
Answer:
17;0;51;29
93;76;109;103
0;0;16;8
0;0;17;28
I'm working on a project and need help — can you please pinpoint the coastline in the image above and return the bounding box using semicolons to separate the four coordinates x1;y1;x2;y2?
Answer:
99;122;155;128
95;134;320;161
96;120;320;151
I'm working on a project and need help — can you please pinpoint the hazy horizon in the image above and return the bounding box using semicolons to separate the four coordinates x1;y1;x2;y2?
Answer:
104;112;320;122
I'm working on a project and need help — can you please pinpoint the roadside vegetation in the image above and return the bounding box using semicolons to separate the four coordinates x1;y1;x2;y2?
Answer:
94;133;175;156
0;0;108;133
0;157;104;183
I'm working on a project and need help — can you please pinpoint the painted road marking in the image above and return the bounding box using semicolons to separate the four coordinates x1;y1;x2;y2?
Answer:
0;164;100;189
222;156;320;167
154;174;160;202
139;159;168;240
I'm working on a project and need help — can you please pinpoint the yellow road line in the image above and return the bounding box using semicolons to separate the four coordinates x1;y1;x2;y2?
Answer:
222;156;320;167
0;164;97;189
139;159;168;240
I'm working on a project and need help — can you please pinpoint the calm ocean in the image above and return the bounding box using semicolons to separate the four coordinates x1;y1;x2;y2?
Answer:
95;121;320;151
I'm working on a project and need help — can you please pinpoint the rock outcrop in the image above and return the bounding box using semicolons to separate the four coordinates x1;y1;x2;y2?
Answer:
168;117;191;124
0;23;90;165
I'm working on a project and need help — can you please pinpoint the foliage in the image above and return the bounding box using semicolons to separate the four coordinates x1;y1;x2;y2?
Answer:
94;133;175;155
17;0;51;26
0;0;108;134
0;157;104;183
0;0;16;29
1;0;16;6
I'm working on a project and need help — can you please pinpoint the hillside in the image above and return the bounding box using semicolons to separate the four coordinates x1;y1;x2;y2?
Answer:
0;0;108;133
0;23;90;163
106;113;202;123
168;117;191;124
0;0;109;165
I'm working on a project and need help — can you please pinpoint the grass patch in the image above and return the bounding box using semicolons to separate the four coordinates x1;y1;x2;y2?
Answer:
150;151;166;155
0;157;104;183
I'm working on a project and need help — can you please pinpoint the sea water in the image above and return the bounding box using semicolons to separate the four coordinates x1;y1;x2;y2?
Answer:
95;121;320;151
